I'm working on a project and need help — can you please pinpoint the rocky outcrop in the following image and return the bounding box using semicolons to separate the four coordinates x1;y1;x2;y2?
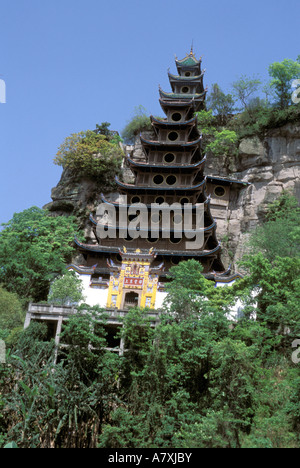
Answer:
215;121;300;268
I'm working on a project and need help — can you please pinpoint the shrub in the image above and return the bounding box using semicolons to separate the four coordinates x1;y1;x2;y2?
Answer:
54;130;123;182
121;106;153;144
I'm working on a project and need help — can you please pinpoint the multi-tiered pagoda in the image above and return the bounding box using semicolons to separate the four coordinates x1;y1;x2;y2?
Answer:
71;50;235;310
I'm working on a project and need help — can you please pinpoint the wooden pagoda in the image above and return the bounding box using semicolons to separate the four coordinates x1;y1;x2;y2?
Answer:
72;49;238;310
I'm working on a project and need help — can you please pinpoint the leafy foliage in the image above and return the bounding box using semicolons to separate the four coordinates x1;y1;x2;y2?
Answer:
0;207;82;302
231;75;262;115
269;58;300;109
207;83;236;124
248;192;300;262
0;250;299;448
0;286;24;331
195;110;239;159
48;270;85;306
121;106;153;144
54;126;123;184
206;129;238;157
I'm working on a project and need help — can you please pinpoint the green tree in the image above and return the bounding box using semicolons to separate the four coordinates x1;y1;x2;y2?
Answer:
163;259;217;319
248;192;299;262
93;121;111;136
48;271;85;306
269;58;300;109
0;207;82;302
207;83;236;124
3;308;119;448
54;129;123;184
121;106;153;144
206;129;238;158
232;75;262;115
0;286;24;331
207;338;260;447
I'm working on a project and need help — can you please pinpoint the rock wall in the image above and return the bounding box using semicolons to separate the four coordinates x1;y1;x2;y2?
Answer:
211;121;300;269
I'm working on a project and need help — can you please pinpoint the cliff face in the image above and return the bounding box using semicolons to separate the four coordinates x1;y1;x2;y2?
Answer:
207;121;300;269
45;121;300;271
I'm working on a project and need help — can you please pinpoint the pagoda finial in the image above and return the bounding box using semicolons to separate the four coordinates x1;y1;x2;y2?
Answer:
190;40;194;55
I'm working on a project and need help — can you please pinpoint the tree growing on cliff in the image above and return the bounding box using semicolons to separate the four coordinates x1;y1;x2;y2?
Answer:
207;83;236;124
54;128;123;185
121;105;154;144
268;58;300;109
231;75;262;115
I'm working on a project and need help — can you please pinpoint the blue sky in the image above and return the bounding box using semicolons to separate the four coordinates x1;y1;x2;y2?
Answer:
0;0;299;225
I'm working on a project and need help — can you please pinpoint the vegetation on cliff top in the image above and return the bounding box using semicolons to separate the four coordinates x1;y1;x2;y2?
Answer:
54;123;123;189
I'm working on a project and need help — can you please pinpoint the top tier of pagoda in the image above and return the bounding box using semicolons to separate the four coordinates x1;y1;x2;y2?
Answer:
159;48;207;111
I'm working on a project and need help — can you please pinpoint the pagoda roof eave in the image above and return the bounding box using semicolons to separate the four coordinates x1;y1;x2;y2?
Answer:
140;134;202;148
168;71;205;82
67;264;112;276
206;272;244;283
206;175;251;187
150;115;197;127
175;53;202;67
66;263;98;275
115;176;206;191
74;237;120;254
159;98;195;109
125;154;206;170
74;236;222;257
149;243;221;257
159;89;206;101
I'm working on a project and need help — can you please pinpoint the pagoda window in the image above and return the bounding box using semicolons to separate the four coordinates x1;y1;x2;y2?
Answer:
180;197;190;205
168;131;179;142
171;112;182;122
166;175;177;186
184;71;191;77
153;174;164;185
131;195;141;204
155;196;165;204
214;186;226;197
181;86;190;94
171;256;181;265
170;234;182;244
164;152;176;164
